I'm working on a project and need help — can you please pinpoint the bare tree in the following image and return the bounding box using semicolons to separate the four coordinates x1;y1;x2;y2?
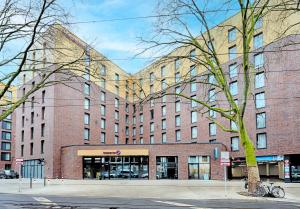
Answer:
139;0;300;193
0;0;89;121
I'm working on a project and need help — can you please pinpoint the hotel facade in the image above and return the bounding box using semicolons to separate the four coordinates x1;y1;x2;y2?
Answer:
14;10;300;182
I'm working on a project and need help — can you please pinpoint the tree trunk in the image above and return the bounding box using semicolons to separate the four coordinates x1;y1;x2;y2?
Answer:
239;120;260;193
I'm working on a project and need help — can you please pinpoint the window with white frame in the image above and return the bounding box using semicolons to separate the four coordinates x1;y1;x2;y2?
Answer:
175;86;181;94
256;112;266;129
190;65;197;77
191;126;197;139
209;123;216;136
162;95;166;103
84;83;90;95
162;105;166;116
100;91;106;101
228;28;236;42
191;111;197;123
100;105;106;116
84;128;89;140
231;137;239;151
115;123;119;133
255;72;265;89
161;79;167;90
84;98;90;110
253;33;263;49
101;132;106;143
84;113;90;125
190;82;197;92
191;95;197;108
140;125;143;135
229;81;238;96
175;100;181;112
115;111;119;120
255;92;265;108
208;89;216;102
162;119;166;130
140;137;144;144
150;122;154;133
176;130;181;141
229;45;237;60
114;136;119;144
229;63;237;78
230;120;238;131
257;133;267;149
208;74;216;84
190;49;196;58
139;114;143;123
209;107;216;119
175;58;181;70
254;53;264;69
101;118;106;129
114;98;119;108
150;135;154;144
162;133;167;143
175;72;181;83
175;115;180;127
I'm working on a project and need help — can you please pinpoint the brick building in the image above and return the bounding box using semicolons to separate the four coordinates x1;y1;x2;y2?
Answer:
15;11;300;182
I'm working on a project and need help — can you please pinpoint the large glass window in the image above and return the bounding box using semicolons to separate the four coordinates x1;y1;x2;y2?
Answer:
156;156;178;179
188;156;210;180
255;92;265;109
2;131;11;140
230;81;238;96
209;123;216;136
253;33;263;49
255;72;265;89
191;111;197;123
2;121;11;130
257;133;267;149
191;126;197;139
229;63;237;78
256;112;266;129
254;53;264;69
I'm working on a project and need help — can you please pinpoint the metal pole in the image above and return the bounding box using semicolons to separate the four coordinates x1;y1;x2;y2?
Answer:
224;165;227;197
18;164;21;192
44;177;46;187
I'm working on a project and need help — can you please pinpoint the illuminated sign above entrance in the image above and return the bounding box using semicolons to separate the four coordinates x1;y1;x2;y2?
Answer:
77;149;149;156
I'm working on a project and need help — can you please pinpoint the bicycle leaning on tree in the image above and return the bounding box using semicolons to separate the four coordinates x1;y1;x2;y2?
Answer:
255;181;285;198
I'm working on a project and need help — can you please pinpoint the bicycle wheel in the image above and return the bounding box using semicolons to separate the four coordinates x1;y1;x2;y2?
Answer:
256;185;267;197
272;186;285;198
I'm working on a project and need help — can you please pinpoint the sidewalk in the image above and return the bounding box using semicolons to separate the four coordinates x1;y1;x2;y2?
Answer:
1;179;299;202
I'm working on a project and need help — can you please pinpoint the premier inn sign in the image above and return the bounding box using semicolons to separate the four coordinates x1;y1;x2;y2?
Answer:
77;149;149;156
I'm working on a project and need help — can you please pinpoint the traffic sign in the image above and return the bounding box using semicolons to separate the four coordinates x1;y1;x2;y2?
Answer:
16;158;24;162
220;151;230;166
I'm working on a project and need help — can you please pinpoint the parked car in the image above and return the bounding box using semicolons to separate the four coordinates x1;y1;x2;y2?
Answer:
1;170;19;179
101;170;118;179
118;170;138;178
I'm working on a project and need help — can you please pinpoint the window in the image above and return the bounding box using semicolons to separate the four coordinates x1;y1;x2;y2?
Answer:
100;64;106;76
150;122;154;133
255;17;263;30
256;112;266;129
133;139;136;144
162;119;166;130
229;63;237;78
175;86;181;94
191;111;197;123
175;58;181;70
100;78;106;88
100;91;106;101
115;86;119;95
115;123;119;133
255;72;265;89
100;105;106;116
133;116;136;125
1;142;11;150
175;115;180;127
101;118;106;129
176;130;181;141
21;145;24;157
114;136;119;144
1;152;11;161
84;113;90;125
254;53;264;69
209;123;216;136
41;123;45;137
162;105;166;116
190;49;196;58
140;137;144;144
115;73;120;84
22;116;25;127
115;111;119;120
101;132;106;143
42;90;45;103
133;127;136;136
231;137;239;151
188;156;210;180
229;81;238;96
255;92;265;109
31;97;35;109
84;98;90;110
191;95;197;108
208;89;216;102
42;107;45;120
175;100;180;112
228;28;236;42
229;45;237;60
253;33;263;49
84;128;90;140
30;143;33;155
22;102;25;113
150;72;155;83
150;135;154;144
162;133;167;143
161;79;167;90
114;98;119;108
230;120;238;131
30;127;34;139
31;112;34;124
41;140;45;154
190;82;197;92
257;133;267;149
2;121;11;130
139;125;143;135
125;115;129;124
139;114;143;123
175;72;181;83
150;85;154;94
21;131;24;142
162;95;167;103
191;126;197;139
161;66;166;77
125;103;129;113
84;83;90;95
190;65;197;77
208;74;216;84
2;131;11;140
209;107;216;119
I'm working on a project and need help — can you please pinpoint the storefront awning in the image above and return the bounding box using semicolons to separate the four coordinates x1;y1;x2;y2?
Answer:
77;149;149;156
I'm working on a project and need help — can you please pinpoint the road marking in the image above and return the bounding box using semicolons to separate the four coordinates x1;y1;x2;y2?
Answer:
33;197;57;206
154;200;194;207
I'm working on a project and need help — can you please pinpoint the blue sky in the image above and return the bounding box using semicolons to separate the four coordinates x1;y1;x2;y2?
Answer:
60;0;238;73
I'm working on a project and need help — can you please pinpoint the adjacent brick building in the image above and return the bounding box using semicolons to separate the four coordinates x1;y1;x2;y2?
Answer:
14;11;300;182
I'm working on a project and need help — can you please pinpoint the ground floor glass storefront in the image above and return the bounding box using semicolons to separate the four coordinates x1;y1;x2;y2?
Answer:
156;156;178;179
188;156;210;180
21;159;44;178
83;156;149;179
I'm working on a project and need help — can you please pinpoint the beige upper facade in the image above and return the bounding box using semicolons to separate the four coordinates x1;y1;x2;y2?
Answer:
20;7;300;101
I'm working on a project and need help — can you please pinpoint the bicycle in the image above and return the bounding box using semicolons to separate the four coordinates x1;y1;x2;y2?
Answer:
255;181;285;198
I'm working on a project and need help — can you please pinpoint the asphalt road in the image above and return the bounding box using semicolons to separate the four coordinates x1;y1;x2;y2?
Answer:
0;193;300;209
